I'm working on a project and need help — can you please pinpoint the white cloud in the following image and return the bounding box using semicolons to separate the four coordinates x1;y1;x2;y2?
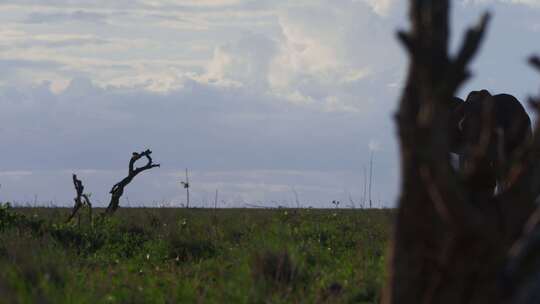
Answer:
342;68;372;83
0;0;402;110
360;0;396;16
142;0;244;7
201;32;278;90
0;171;33;177
510;0;540;6
368;140;381;152
461;0;540;7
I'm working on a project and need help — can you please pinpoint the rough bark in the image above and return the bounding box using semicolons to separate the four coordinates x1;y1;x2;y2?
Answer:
383;1;540;303
104;149;160;214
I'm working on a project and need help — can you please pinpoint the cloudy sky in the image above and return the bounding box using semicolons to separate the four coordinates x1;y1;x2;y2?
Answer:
1;0;540;208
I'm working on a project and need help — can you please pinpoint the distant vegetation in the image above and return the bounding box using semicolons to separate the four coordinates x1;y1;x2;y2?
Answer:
0;204;391;303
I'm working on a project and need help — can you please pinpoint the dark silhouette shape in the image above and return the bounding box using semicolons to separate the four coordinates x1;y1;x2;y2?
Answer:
384;0;540;302
450;90;531;195
67;174;92;223
449;96;466;155
105;149;160;214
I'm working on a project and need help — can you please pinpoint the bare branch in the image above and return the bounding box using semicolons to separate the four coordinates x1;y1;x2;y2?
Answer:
67;174;92;223
396;31;416;54
105;149;160;214
454;13;491;70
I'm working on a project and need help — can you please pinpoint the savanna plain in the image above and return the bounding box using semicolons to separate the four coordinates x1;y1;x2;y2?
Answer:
0;205;391;303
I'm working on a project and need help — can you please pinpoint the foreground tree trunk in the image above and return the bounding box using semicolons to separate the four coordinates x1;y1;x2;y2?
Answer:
383;1;540;303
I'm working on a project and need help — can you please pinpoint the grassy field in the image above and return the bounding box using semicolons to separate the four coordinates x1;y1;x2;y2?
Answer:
0;204;392;303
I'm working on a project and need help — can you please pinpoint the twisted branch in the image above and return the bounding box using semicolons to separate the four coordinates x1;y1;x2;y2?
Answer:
105;149;160;214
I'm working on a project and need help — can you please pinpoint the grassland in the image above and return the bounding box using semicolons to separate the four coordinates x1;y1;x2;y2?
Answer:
0;204;392;303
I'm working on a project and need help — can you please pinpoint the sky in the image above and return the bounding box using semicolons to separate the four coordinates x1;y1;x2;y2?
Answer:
1;0;540;208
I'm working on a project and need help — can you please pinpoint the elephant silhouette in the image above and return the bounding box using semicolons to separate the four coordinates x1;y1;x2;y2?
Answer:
449;89;532;198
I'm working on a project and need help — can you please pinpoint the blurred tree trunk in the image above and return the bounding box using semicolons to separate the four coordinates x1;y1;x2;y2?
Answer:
382;1;540;303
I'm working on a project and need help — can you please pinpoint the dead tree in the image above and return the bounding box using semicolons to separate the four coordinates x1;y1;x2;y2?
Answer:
382;1;540;303
180;168;190;208
67;174;92;223
104;149;160;214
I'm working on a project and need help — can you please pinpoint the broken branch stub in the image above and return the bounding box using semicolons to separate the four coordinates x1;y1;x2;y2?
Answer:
105;149;160;214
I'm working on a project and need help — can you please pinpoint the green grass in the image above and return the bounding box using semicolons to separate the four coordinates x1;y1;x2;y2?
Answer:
0;204;393;303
